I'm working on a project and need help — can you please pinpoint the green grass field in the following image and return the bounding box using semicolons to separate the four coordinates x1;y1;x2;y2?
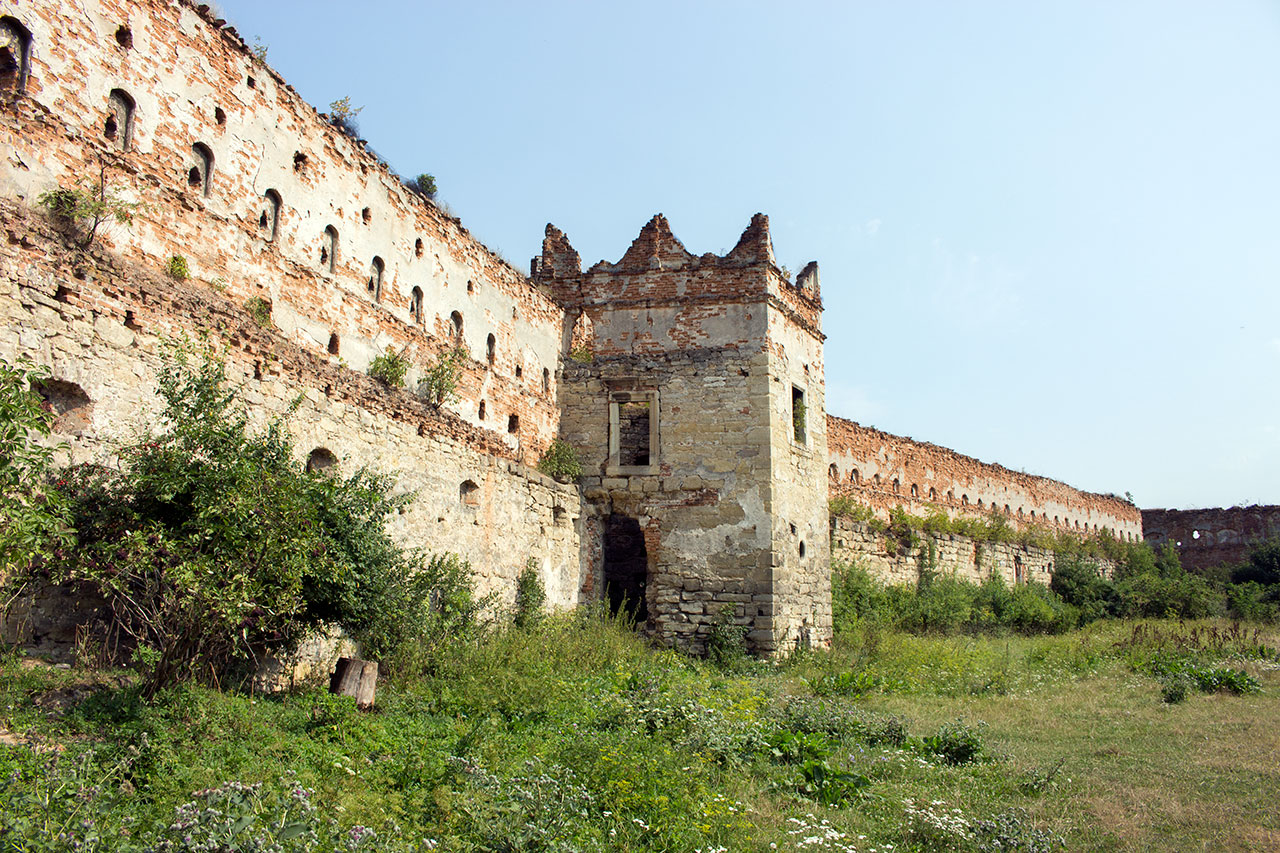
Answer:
2;616;1277;852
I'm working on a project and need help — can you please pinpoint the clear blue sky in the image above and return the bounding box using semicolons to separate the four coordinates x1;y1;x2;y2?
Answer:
214;0;1280;511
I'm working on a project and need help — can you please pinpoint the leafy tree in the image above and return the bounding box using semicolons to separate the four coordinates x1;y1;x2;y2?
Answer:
37;165;142;248
407;173;438;200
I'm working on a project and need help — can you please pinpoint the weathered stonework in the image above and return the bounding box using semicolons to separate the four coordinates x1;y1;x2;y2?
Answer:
1143;506;1280;571
0;0;1143;661
830;518;1118;588
828;417;1142;542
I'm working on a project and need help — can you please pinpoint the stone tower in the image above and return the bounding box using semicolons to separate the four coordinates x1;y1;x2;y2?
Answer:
537;214;831;654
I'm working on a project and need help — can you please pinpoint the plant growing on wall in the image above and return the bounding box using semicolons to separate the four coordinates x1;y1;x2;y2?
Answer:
243;297;272;328
537;439;583;482
37;165;142;249
165;255;189;281
407;173;437;200
328;97;363;137
418;346;466;406
369;347;410;388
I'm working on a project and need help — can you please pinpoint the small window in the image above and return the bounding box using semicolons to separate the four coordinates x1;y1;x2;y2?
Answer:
0;17;33;93
460;479;480;506
114;25;132;49
873;474;881;487
293;151;307;173
962;494;969;506
361;206;371;224
850;469;860;484
214;106;226;125
466;280;475;294
486;333;496;365
368;256;384;301
929;487;937;501
892;478;900;494
246;75;256;89
414;238;423;258
259;189;281;241
608;390;658;473
791;385;806;444
515;365;523;379
322;225;338;271
409;286;423;323
450;311;463;341
188;143;213;196
909;483;918;498
947;490;954;503
507;414;519;434
977;500;984;509
1005;504;1011;515
829;464;839;481
306;447;337;473
542;368;550;393
104;89;135;151
478;400;486;420
327;333;339;355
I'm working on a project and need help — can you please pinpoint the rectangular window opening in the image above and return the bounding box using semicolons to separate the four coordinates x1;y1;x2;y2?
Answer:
618;400;651;467
792;385;807;444
607;388;659;475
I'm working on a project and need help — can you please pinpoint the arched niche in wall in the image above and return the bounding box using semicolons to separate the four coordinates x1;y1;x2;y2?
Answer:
104;88;135;151
450;311;464;343
258;189;281;241
34;378;92;435
306;447;338;473
459;479;480;507
486;333;496;366
367;256;384;301
321;225;338;272
828;464;839;481
188;142;213;196
0;17;33;93
409;286;423;324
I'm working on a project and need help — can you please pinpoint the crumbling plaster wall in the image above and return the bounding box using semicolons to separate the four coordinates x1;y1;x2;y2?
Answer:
827;416;1142;542
0;0;563;465
0;204;583;621
1142;506;1280;572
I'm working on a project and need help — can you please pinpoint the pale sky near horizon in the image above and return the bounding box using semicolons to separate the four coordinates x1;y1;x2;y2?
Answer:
214;0;1280;511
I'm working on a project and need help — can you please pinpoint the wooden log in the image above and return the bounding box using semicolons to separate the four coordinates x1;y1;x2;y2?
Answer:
329;656;378;709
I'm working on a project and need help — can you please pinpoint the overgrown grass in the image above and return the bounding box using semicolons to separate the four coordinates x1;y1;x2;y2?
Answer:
2;614;1278;851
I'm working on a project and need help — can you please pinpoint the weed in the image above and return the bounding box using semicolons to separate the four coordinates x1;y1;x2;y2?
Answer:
37;165;142;249
513;559;546;629
328;97;363;137
536;439;582;482
406;173;437;200
165;255;189;281
243;296;271;327
368;347;409;388
918;718;984;765
417;346;465;406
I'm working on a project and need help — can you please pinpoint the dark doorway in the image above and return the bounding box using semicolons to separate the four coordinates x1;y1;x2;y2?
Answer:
603;514;648;623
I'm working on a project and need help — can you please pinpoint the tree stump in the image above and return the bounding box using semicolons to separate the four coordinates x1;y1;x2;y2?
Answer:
329;656;378;709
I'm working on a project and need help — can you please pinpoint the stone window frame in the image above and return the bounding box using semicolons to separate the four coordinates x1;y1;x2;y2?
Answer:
607;388;659;476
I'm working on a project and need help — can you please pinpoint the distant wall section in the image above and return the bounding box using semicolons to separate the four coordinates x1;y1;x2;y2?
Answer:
827;416;1142;542
1142;506;1280;571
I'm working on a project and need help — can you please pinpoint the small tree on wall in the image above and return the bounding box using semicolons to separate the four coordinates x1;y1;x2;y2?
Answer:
37;164;142;249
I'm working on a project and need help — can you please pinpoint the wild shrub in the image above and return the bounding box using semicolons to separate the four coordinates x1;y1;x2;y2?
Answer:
919;718;984;765
1050;554;1114;623
706;604;749;669
37;166;142;248
37;339;449;696
367;346;409;387
243;296;272;327
417;346;466;406
0;359;71;576
831;560;889;634
406;172;437;200
513;560;546;629
829;495;874;521
536;438;583;482
165;254;189;280
328;96;363;137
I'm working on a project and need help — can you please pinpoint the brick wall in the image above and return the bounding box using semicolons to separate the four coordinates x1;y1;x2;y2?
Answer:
1142;506;1280;571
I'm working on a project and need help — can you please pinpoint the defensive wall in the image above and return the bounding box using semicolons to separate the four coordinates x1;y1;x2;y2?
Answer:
1142;506;1280;572
827;416;1142;542
830;518;1119;588
0;0;1149;661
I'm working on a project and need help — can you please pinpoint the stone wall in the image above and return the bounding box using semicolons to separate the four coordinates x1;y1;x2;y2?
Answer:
830;518;1118;587
550;214;831;655
827;416;1142;542
0;203;583;651
1142;506;1280;572
0;0;564;466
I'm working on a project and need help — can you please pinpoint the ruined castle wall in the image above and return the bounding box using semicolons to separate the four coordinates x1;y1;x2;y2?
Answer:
827;416;1142;541
0;0;563;466
1142;506;1280;571
765;268;831;651
830;518;1118;587
0;205;583;623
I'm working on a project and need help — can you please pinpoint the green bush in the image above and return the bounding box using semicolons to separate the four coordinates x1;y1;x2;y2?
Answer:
513;560;546;629
0;358;71;576
536;438;582;482
407;173;437;200
1050;554;1114;623
38;339;450;696
1113;571;1220;619
165;255;189;281
919;718;984;765
37;170;141;248
417;346;465;405
243;296;272;327
367;347;409;387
